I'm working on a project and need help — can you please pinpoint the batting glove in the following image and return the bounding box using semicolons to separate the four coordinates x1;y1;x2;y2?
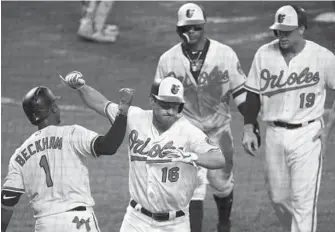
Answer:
162;148;198;165
59;71;86;90
118;88;135;115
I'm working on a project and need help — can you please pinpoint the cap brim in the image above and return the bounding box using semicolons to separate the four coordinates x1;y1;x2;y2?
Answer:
177;20;206;27
154;95;185;103
269;23;298;31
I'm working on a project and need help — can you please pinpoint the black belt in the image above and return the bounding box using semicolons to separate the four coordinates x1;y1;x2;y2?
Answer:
273;120;315;129
68;206;87;211
130;200;185;222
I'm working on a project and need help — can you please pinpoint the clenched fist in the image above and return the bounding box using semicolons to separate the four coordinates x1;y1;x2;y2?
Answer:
118;88;135;115
59;71;86;90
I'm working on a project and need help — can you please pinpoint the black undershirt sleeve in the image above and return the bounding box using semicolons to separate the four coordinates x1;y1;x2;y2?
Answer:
94;113;128;156
244;91;261;125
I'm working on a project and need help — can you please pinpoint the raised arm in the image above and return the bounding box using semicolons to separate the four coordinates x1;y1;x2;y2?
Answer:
60;71;113;116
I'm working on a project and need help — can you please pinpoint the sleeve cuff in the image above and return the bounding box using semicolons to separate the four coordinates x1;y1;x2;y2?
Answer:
244;85;260;94
90;135;101;158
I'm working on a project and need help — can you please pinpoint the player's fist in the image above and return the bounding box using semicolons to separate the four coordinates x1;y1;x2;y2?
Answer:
118;88;135;115
242;124;260;157
59;71;86;90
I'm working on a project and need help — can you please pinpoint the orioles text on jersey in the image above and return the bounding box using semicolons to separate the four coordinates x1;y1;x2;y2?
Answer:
129;129;183;161
260;67;320;97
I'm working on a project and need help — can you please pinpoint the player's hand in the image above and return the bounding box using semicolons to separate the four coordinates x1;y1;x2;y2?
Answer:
242;124;259;156
313;127;330;156
59;71;86;90
118;88;135;115
162;148;198;165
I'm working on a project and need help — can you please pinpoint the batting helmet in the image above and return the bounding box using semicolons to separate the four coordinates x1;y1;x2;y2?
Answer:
270;5;307;32
177;3;206;27
22;86;58;125
151;77;185;113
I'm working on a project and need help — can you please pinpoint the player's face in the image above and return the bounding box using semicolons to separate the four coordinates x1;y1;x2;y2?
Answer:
179;24;205;45
276;28;302;50
151;96;181;130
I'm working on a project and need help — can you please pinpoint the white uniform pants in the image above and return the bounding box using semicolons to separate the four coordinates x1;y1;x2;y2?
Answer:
120;205;190;232
35;207;100;232
265;120;323;232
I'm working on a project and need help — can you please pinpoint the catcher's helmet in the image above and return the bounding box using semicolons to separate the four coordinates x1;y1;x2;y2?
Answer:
22;86;58;125
270;5;307;32
151;77;185;113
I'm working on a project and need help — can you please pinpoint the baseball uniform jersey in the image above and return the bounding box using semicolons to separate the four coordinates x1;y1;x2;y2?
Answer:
155;39;245;198
155;39;246;135
105;103;219;213
2;125;99;218
245;39;335;232
245;39;335;123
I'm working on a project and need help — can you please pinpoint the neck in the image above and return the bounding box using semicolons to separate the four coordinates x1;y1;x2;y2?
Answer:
282;39;306;55
184;37;207;52
37;119;58;130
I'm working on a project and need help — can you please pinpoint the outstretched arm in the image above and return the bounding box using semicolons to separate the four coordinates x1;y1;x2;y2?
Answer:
60;71;113;117
78;85;110;116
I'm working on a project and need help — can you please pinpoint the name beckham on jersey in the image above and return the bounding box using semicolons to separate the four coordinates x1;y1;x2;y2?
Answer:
129;130;183;159
15;136;63;167
261;67;320;97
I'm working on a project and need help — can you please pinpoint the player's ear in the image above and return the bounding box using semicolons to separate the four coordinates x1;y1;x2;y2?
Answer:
298;26;305;36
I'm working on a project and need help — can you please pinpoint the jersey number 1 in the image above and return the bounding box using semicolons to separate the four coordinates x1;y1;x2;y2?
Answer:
40;155;53;187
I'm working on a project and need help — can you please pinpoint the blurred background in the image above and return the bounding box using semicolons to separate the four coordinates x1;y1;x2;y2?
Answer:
2;1;335;232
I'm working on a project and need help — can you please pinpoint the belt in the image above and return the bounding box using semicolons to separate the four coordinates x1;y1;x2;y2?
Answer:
273;120;315;129
130;200;185;222
68;206;87;212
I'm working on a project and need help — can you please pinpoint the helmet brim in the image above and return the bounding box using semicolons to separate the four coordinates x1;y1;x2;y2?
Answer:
269;23;298;31
153;94;185;103
177;20;206;27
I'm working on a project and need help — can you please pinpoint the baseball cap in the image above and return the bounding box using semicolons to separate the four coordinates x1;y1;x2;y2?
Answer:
151;77;185;103
270;5;307;31
177;3;206;27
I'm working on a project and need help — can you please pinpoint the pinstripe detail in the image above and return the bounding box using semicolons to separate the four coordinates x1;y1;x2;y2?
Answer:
311;119;324;232
2;186;25;193
92;212;100;232
311;148;322;232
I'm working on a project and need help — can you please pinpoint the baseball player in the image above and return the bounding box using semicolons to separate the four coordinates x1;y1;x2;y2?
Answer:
242;5;335;232
1;85;133;231
78;0;119;43
154;3;258;232
61;71;227;232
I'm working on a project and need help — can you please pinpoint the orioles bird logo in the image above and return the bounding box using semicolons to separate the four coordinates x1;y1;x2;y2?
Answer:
171;84;180;94
186;9;195;18
278;14;286;23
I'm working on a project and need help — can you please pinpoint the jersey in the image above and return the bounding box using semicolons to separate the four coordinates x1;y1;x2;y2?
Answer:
105;103;219;213
245;39;335;123
2;125;99;218
155;39;247;135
